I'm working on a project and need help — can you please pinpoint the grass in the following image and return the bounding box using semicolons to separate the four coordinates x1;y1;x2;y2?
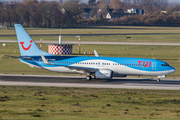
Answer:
1;34;180;43
1;26;180;35
0;43;180;78
1;26;180;43
1;26;180;119
0;86;180;119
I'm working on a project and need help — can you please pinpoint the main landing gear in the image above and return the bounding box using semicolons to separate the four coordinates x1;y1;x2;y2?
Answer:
86;76;92;81
157;78;161;82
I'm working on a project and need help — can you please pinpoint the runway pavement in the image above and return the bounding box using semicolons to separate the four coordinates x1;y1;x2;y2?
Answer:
0;74;180;90
1;40;180;46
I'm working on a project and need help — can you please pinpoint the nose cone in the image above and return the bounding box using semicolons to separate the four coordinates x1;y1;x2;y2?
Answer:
169;66;176;74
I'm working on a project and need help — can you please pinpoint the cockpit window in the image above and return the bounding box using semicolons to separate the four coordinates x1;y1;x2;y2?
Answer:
161;64;169;66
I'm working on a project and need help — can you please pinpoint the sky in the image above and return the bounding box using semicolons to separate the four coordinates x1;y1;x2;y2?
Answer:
162;0;179;2
169;0;179;2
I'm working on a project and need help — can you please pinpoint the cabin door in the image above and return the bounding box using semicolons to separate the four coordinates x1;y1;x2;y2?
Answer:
152;62;156;70
39;58;43;66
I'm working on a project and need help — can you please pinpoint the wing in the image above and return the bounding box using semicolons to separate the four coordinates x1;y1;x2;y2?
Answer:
40;53;97;74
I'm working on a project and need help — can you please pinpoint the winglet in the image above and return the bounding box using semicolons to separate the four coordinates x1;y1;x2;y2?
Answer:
40;53;51;65
94;50;99;57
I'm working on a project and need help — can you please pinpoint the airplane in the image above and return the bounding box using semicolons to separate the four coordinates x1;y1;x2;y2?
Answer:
14;24;176;82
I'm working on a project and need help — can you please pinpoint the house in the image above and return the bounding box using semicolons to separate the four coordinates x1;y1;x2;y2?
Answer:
81;12;92;19
59;7;66;14
106;13;125;19
161;11;167;14
173;11;180;14
127;8;144;14
81;8;92;19
93;13;103;19
106;8;144;20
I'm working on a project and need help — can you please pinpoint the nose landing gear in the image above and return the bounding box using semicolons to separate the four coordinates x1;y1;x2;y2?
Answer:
157;75;165;82
157;78;161;82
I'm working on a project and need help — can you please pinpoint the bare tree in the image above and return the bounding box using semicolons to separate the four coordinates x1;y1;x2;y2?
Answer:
123;0;132;4
110;0;124;9
132;0;141;5
63;0;82;26
131;0;168;10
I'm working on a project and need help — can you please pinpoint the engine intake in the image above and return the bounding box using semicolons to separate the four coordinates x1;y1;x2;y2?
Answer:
95;69;113;79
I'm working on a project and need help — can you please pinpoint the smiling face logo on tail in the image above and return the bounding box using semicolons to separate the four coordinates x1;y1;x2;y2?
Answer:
20;40;33;51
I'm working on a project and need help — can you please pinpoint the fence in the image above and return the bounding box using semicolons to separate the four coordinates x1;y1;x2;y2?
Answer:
72;23;180;27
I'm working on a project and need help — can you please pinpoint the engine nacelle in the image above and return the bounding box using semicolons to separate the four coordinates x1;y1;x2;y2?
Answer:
95;69;113;79
114;74;127;77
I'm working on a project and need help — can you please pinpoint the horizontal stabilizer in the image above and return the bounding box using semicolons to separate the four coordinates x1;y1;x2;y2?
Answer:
4;55;33;60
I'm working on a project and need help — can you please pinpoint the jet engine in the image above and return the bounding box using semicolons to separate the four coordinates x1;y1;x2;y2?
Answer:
95;69;113;79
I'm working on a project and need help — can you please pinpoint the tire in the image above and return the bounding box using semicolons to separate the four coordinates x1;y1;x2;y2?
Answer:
157;78;161;82
86;76;92;81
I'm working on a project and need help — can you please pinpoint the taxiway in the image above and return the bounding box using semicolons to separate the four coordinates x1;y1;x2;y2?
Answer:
1;40;180;46
0;74;180;90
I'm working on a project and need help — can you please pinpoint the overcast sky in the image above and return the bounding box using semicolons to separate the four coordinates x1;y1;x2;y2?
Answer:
170;0;180;2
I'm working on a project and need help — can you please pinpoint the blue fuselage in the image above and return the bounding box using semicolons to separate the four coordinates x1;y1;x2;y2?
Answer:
20;55;176;76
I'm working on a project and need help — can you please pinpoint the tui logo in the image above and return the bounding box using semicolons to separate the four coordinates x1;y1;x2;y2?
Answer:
20;40;33;51
137;61;151;67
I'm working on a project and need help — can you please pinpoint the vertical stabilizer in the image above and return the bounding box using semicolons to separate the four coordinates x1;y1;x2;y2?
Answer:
15;24;53;56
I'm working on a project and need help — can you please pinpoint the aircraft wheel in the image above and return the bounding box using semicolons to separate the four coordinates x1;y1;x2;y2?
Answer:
86;76;92;81
157;78;161;82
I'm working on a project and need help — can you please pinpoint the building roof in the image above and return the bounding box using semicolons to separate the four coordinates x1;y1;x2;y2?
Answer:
47;44;74;45
106;12;138;19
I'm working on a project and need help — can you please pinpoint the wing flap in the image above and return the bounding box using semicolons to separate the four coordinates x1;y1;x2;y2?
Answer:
40;53;97;73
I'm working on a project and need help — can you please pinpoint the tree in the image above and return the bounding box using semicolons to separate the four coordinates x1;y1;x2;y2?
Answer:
96;2;109;18
109;0;124;11
167;6;175;15
28;2;40;27
123;0;132;4
175;4;180;11
63;0;82;27
15;3;30;26
89;6;98;17
88;0;96;7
